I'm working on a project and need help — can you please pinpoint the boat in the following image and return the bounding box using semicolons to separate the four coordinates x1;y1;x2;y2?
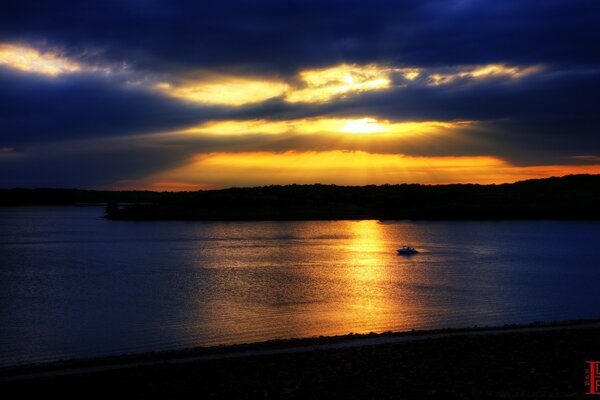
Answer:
397;245;419;255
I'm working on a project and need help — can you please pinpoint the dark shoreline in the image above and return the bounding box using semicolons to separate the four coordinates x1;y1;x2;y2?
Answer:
2;319;599;399
2;318;598;378
2;174;600;221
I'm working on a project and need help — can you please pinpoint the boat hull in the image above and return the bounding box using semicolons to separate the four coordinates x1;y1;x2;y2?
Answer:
397;250;418;255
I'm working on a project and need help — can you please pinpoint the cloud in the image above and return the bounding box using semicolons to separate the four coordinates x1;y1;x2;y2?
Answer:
152;61;541;107
2;0;598;74
0;68;220;146
2;117;598;189
0;43;82;76
1;0;599;188
427;64;541;86
155;76;289;106
284;64;392;103
0;137;193;188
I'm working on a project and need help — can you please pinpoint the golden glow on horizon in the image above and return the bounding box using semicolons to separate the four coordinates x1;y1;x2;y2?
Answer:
152;151;510;187
285;64;392;103
145;150;600;189
191;151;500;170
112;180;222;191
187;117;473;136
0;43;81;76
429;64;540;86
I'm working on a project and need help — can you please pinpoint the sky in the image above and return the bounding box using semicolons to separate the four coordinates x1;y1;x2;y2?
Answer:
1;0;599;190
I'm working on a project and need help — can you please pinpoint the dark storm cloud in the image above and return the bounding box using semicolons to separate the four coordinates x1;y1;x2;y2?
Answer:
2;0;599;74
0;146;175;188
0;69;228;146
1;0;599;187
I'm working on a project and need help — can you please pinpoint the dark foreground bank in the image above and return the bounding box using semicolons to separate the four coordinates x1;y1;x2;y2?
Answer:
2;174;600;220
2;321;599;399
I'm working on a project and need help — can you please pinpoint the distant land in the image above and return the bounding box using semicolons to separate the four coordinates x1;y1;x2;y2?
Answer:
1;174;599;220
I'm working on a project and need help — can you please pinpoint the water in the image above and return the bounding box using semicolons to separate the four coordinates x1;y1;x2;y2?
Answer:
1;207;599;366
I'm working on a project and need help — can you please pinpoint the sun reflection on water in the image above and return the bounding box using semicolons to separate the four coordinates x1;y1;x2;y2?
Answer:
185;221;480;344
337;220;400;329
347;220;387;269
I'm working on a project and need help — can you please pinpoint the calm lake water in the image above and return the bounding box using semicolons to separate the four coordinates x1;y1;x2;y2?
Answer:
1;207;599;366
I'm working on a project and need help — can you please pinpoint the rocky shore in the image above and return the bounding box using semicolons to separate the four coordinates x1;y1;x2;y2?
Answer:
2;321;598;399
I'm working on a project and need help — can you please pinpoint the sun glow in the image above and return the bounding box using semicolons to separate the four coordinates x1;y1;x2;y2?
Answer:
0;43;81;76
186;117;472;136
340;118;388;134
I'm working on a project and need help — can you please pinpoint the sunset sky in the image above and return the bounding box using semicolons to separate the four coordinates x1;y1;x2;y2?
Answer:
1;0;599;190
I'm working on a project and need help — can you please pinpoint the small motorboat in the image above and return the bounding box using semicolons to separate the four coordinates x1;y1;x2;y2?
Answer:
397;245;419;255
